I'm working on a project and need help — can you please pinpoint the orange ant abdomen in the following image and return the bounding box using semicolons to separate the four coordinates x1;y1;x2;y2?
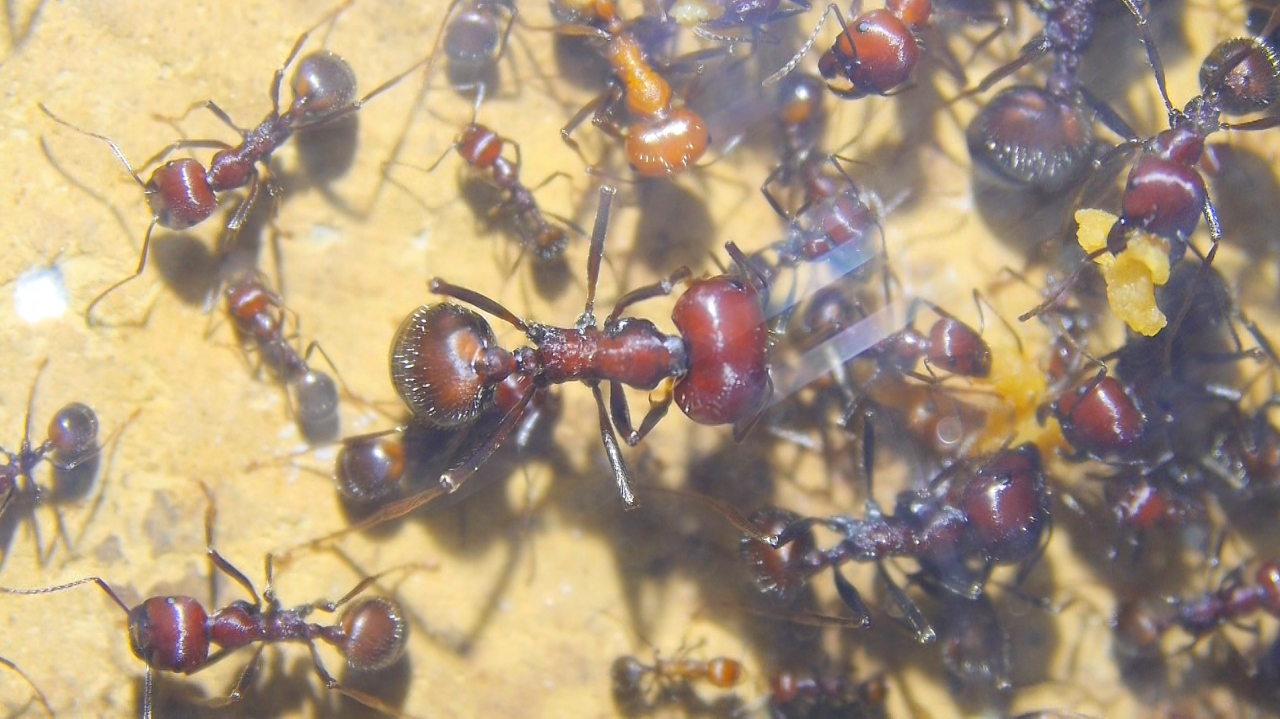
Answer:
671;276;769;426
705;657;741;687
626;107;710;178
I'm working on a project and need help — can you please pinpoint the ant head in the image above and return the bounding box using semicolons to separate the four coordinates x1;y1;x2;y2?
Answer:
336;436;406;503
1256;560;1280;616
145;159;216;230
391;303;511;427
961;444;1049;565
1199;38;1280;116
929;318;992;378
47;403;98;463
339;597;408;672
458;124;503;169
610;655;648;703
127;596;210;673
740;507;815;603
967;86;1095;192
775;72;827;129
625;107;709;178
1053;375;1147;459
820;10;919;98
292;51;359;122
671;276;770;426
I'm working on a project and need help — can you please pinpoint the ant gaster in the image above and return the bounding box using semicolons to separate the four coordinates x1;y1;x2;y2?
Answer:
42;1;429;324
388;186;771;508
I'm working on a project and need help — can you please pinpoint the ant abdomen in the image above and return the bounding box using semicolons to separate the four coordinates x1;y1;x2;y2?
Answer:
671;277;769;426
292;51;359;122
1199;38;1279;115
127;596;210;674
146;159;216;229
391;303;511;427
966;85;1095;192
740;507;815;603
626;107;710;178
336;436;407;503
336;597;409;672
47;403;99;462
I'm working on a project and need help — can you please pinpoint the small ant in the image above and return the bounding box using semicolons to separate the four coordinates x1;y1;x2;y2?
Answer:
223;272;343;442
0;489;418;717
42;1;429;325
961;0;1137;192
767;667;887;718
557;0;713;177
385;186;771;510
1112;558;1280;659
610;649;742;712
0;360;104;565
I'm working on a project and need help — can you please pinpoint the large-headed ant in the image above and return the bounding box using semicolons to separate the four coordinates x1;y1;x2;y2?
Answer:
739;443;1050;640
387;186;771;509
0;490;419;717
962;0;1138;192
42;1;429;324
556;0;714;177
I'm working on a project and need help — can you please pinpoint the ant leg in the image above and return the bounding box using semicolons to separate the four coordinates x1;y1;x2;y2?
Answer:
831;567;872;628
196;646;265;707
308;642;413;717
1078;86;1139;142
152;100;246;136
590;382;638;509
604;267;692;325
582;186;618;320
880;563;935;643
439;385;538;492
308;561;438;615
761;161;796;222
138;138;234;172
0;656;53;716
39;506;75;566
200;484;262;608
560;87;616;167
84;219;159;327
954;35;1050;100
609;379;674;446
1116;0;1174;117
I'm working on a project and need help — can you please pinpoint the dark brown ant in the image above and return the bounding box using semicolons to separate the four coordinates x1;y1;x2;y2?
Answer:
610;649;742;712
1112;558;1280;659
766;667;887;718
408;122;575;262
961;0;1138;192
764;0;1002;99
556;0;713;177
0;360;102;565
223;273;342;443
0;490;419;717
384;186;771;510
41;1;429;325
739;443;1050;639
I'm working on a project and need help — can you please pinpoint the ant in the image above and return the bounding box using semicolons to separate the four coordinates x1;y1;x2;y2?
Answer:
384;186;771;510
223;272;344;442
610;649;742;712
766;667;887;718
960;0;1138;192
739;442;1050;640
0;488;419;717
407;122;576;262
557;0;713;177
0;360;105;565
42;1;429;325
1112;558;1280;659
763;0;1001;99
1021;0;1280;322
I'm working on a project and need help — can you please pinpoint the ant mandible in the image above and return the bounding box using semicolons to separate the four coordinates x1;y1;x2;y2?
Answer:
0;488;420;717
388;186;771;509
41;1;430;325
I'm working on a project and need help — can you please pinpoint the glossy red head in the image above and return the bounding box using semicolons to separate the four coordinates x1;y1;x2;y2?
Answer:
671;276;769;426
127;596;210;674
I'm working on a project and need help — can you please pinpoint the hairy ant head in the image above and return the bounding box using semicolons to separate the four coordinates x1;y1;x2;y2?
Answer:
127;596;211;673
740;507;815;603
146;159;217;230
338;597;409;672
47;403;99;463
292;51;360;122
1199;38;1280;116
625;107;710;178
336;436;406;503
967;86;1095;192
390;303;512;427
671;276;770;426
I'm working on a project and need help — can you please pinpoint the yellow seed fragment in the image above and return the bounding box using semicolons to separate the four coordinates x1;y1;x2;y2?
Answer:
1075;209;1171;336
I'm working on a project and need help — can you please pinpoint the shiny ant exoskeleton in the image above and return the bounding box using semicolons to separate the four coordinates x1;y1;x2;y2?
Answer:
223;273;343;442
766;666;887;718
610;649;742;712
431;0;518;101
387;186;771;509
0;490;417;717
556;0;713;177
738;443;1050;640
961;0;1137;192
0;361;104;565
41;1;429;325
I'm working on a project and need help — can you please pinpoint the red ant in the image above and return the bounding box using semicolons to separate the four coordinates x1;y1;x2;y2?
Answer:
1112;558;1280;659
556;0;713;177
961;0;1138;192
223;272;344;442
41;1;429;325
384;186;771;510
0;360;107;565
738;442;1050;640
610;649;742;711
0;489;420;717
764;0;1000;99
1021;1;1280;322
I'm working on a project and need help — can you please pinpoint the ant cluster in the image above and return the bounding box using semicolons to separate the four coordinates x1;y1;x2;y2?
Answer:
4;0;1280;715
